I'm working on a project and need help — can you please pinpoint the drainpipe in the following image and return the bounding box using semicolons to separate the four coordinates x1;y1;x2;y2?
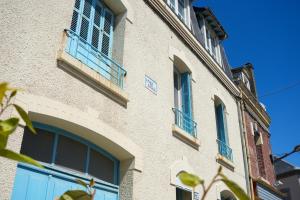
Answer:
236;95;254;199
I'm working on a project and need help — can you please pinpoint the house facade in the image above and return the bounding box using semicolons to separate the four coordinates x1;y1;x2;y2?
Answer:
0;0;248;199
231;65;284;200
274;159;300;200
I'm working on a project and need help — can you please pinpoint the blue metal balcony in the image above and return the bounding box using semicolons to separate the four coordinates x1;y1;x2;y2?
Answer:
172;108;197;137
217;139;233;161
65;29;126;89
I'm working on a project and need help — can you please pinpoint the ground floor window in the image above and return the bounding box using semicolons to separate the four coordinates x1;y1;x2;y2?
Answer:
176;187;192;200
20;123;119;184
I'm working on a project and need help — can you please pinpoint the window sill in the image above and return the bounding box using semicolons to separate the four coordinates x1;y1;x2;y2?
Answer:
57;50;129;106
172;124;200;149
216;154;235;171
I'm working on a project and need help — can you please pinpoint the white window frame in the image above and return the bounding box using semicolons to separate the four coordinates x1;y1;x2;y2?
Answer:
167;0;191;28
250;122;255;136
174;68;182;110
242;73;251;90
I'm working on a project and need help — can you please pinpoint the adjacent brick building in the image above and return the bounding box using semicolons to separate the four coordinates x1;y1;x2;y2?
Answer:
232;64;284;200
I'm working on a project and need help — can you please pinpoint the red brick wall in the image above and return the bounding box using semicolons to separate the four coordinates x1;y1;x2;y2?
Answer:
244;111;276;185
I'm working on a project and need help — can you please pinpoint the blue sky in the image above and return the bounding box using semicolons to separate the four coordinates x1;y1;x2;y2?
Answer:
194;0;300;166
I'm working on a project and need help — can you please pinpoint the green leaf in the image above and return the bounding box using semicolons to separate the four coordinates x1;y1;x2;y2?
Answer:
76;179;88;188
13;104;36;134
0;133;8;149
9;90;17;99
0;118;19;136
0;82;8;103
220;174;250;200
178;172;203;188
59;190;91;200
0;149;43;168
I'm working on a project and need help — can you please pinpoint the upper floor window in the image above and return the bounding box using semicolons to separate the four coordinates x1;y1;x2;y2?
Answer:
205;25;221;64
65;0;126;88
167;0;190;26
194;8;227;67
215;97;232;161
242;73;251;91
173;67;196;136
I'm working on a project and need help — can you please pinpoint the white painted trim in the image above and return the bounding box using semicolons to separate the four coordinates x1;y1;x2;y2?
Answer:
169;46;194;74
103;0;134;23
172;124;200;149
169;156;201;193
14;93;143;172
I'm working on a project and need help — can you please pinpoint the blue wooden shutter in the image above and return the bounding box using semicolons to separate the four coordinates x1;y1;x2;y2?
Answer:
216;104;227;143
181;73;192;119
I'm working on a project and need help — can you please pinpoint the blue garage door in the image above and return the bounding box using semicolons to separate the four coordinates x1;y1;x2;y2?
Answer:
11;123;119;200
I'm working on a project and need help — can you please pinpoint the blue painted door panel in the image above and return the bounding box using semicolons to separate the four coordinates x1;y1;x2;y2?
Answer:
11;164;119;200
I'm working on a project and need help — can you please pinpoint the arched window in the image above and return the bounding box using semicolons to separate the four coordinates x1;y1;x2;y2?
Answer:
220;190;236;200
20;123;119;184
214;96;232;161
172;54;197;137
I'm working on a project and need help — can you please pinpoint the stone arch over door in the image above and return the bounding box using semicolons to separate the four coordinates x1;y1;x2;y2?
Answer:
15;93;143;171
11;93;144;200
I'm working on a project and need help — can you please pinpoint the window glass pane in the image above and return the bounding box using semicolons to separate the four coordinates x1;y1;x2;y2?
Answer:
55;135;87;173
94;4;102;27
20;127;54;164
101;34;110;56
178;0;185;20
70;11;79;32
174;71;179;108
169;0;175;10
74;0;80;10
206;29;211;51
83;0;92;18
176;188;192;200
88;149;115;184
212;37;217;58
92;26;99;49
103;11;112;34
80;17;89;40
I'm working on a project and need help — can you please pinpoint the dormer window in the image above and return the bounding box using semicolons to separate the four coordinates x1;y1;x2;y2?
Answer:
167;0;190;26
242;73;251;91
205;26;221;64
194;7;227;67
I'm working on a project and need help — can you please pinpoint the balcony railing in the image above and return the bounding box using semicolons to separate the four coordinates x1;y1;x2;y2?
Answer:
172;108;197;137
217;139;233;161
64;29;126;89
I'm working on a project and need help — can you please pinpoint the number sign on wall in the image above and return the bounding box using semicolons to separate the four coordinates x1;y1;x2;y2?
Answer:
145;75;157;95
